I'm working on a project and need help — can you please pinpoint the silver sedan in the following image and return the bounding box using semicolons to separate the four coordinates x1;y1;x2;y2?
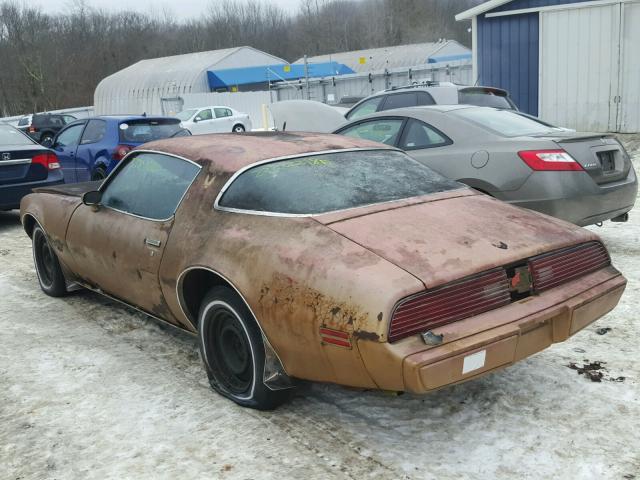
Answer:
332;105;637;226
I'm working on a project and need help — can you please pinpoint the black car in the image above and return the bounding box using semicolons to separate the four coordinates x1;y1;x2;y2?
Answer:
17;113;77;147
0;123;64;211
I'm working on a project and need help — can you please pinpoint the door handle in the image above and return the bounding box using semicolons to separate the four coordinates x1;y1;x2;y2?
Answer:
145;238;161;247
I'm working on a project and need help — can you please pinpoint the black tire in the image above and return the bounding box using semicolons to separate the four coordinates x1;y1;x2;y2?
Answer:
91;166;107;181
32;225;67;297
40;133;54;147
198;286;292;410
232;124;245;133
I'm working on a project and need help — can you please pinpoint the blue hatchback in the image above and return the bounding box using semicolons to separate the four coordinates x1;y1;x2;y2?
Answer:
0;124;64;211
51;115;187;182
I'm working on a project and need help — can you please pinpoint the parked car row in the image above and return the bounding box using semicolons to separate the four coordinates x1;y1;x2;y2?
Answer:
270;101;638;227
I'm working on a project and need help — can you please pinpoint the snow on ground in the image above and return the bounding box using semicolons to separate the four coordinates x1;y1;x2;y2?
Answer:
1;141;639;480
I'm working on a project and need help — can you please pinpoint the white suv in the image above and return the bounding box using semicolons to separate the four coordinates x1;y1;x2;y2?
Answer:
345;82;517;121
176;106;252;135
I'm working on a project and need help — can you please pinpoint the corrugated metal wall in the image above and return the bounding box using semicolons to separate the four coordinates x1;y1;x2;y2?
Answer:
620;1;640;133
539;3;621;131
477;12;539;114
475;0;639;132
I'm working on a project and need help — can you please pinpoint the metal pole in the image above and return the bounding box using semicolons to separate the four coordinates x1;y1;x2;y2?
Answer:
304;55;311;100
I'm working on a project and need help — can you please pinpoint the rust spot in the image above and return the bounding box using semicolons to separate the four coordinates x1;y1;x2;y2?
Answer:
377;312;383;322
258;273;369;334
353;330;380;341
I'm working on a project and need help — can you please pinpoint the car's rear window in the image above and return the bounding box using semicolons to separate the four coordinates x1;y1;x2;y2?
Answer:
0;125;35;145
458;89;516;110
218;150;462;215
119;119;182;143
451;107;562;137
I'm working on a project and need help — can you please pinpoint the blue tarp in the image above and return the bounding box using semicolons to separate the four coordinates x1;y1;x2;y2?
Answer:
207;62;355;89
427;53;472;64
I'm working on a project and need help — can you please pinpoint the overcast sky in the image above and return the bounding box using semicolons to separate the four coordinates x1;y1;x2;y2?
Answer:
29;0;301;19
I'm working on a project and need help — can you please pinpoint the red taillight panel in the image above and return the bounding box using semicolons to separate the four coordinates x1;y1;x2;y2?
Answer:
32;152;60;170
518;149;584;171
319;327;352;348
529;241;610;292
113;144;133;161
389;269;511;343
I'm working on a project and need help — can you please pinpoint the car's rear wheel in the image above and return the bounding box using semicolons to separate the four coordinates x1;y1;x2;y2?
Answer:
198;286;291;410
232;124;245;133
40;133;54;147
32;225;67;297
91;166;107;181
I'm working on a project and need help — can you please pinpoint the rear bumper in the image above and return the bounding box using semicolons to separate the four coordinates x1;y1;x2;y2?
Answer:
499;169;638;226
357;267;626;393
0;173;64;210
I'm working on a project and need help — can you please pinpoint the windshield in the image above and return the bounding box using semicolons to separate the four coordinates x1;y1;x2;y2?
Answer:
218;149;462;215
119;119;182;143
451;107;564;137
0;125;35;145
175;109;197;121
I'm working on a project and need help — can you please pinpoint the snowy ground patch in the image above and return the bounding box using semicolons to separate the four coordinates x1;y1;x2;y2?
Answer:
1;140;639;480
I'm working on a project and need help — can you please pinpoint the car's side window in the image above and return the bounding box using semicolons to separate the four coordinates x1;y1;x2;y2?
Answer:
80;120;107;145
399;119;451;150
339;119;404;146
214;108;232;118
100;152;200;220
417;92;436;106
381;92;417;111
197;109;213;121
346;96;385;120
55;124;85;147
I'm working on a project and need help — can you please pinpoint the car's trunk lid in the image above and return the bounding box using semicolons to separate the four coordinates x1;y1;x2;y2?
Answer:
315;192;598;289
0;146;49;185
531;132;631;184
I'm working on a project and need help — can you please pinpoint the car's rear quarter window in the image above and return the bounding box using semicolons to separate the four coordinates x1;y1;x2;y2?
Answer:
0;125;35;145
218;150;462;215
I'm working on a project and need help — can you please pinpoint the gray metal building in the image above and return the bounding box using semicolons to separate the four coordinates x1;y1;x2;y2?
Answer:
457;0;640;133
295;40;471;74
94;47;286;115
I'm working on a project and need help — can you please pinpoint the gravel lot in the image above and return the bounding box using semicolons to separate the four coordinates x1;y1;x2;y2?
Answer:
1;141;639;480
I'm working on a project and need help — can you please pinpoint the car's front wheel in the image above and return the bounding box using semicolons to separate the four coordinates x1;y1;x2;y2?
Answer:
32;225;68;297
198;286;291;410
91;166;107;181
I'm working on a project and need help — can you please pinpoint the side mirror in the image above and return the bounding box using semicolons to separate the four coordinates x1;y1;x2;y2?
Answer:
194;116;201;123
82;190;102;207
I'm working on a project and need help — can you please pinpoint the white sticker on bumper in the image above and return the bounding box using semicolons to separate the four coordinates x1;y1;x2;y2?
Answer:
462;349;486;374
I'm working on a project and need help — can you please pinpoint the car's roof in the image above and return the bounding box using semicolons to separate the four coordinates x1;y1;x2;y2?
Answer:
141;132;392;173
347;104;480;122
96;115;178;122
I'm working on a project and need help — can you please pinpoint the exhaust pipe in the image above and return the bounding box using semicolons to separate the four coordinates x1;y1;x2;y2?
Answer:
611;213;629;223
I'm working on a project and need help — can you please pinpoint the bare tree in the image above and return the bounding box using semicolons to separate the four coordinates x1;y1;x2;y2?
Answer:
0;0;479;115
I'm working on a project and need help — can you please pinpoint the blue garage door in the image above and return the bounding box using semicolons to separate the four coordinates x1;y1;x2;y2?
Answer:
477;12;539;115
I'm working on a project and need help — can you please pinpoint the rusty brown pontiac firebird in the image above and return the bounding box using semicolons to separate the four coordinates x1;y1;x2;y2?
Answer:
20;132;626;409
